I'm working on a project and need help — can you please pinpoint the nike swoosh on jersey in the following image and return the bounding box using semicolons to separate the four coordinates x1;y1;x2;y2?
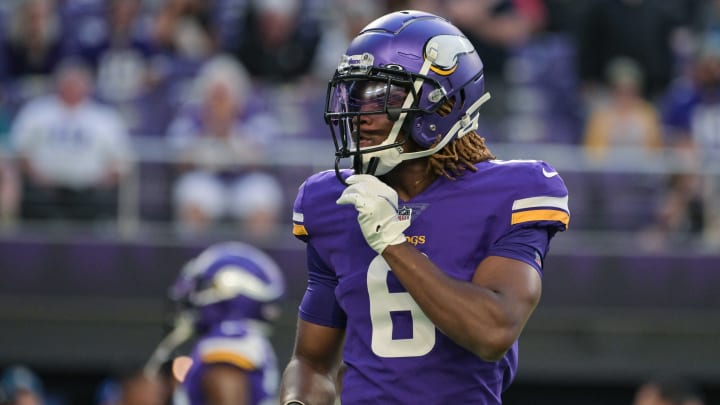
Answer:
542;168;559;178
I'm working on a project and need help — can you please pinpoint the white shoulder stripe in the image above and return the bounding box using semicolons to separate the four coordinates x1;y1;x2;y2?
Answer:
512;195;569;211
490;159;539;165
293;211;304;222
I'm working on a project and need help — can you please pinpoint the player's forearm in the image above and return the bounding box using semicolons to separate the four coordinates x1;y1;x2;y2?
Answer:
280;358;338;405
382;243;525;360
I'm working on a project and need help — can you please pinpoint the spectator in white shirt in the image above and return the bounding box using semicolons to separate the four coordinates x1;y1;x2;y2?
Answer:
9;59;133;222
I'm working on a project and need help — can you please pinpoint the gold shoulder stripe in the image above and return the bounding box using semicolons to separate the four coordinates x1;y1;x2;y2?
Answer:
201;351;256;370
293;223;308;236
511;209;570;227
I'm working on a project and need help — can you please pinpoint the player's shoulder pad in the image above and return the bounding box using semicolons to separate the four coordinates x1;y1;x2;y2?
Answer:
488;159;567;196
488;159;570;230
292;169;350;241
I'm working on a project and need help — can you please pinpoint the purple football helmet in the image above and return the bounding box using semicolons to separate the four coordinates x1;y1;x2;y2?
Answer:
170;241;285;332
325;10;490;182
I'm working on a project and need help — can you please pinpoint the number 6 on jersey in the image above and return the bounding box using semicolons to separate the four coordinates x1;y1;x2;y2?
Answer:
367;255;436;357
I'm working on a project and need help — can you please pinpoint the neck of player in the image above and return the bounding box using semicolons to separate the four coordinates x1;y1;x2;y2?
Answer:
381;157;437;201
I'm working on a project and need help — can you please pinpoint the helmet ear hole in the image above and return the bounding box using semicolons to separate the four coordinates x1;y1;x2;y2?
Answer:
459;88;469;109
437;97;455;117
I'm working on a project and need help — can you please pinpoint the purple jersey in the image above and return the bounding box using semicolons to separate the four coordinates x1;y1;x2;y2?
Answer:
292;160;569;404
176;322;278;405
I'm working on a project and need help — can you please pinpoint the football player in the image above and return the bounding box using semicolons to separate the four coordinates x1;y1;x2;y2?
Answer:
280;10;570;404
145;241;285;405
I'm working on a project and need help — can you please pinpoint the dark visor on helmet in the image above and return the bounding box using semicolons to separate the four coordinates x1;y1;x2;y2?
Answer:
324;67;445;183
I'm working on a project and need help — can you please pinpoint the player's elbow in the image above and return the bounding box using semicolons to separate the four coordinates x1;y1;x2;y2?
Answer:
475;344;511;362
470;328;516;362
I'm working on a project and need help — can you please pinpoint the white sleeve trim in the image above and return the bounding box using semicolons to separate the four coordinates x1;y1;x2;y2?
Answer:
512;195;569;211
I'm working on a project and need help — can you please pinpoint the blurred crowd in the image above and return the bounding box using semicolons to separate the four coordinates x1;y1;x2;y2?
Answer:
1;2;719;404
0;0;718;247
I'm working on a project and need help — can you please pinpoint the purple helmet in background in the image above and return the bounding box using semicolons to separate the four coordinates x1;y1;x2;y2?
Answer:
170;241;285;332
325;10;490;181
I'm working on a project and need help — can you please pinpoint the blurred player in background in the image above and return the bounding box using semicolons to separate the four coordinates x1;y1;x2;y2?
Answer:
145;241;285;405
280;9;569;404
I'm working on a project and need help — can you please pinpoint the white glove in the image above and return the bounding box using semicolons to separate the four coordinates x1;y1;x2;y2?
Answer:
336;174;410;254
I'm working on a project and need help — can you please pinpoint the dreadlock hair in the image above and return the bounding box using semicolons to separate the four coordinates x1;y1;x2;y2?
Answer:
425;96;495;179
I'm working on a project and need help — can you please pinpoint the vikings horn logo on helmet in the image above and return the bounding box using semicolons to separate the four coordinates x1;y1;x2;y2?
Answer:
425;35;476;76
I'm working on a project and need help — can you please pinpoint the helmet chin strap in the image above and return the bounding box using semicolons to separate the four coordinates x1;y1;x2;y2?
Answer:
358;91;491;175
358;139;404;176
400;91;491;161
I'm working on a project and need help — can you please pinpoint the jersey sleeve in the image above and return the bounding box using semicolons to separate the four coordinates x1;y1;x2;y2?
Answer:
292;180;309;242
487;161;570;275
487;226;550;275
508;161;569;233
291;175;347;328
298;243;347;328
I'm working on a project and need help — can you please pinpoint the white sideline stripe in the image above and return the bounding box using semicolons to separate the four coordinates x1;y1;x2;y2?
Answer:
512;195;569;211
293;212;304;222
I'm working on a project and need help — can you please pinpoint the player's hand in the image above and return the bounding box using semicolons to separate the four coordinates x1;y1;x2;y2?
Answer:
336;174;410;254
